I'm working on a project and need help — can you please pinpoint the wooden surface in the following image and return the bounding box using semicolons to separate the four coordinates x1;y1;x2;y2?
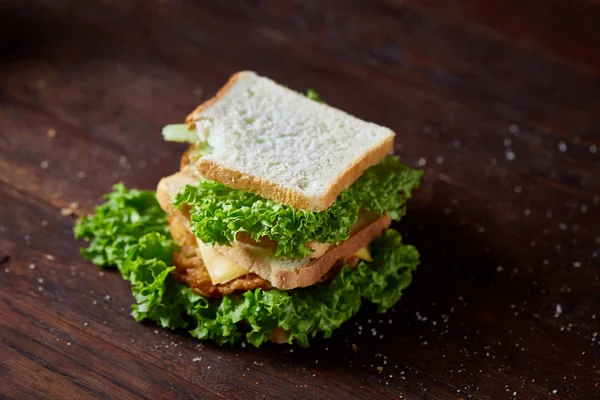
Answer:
1;1;599;398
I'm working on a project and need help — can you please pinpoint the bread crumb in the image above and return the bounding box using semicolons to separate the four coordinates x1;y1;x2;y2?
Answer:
46;128;57;139
77;171;87;179
60;202;80;217
45;254;55;261
376;366;383;373
351;343;359;352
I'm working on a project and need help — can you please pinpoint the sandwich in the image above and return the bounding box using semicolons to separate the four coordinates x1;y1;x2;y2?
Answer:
74;71;422;346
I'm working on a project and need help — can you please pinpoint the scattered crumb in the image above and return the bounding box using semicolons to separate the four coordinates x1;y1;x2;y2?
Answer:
253;361;264;366
192;357;202;362
77;170;87;179
558;141;568;152
46;128;57;139
351;343;359;352
555;304;563;318
376;366;384;373
60;202;80;217
45;254;55;261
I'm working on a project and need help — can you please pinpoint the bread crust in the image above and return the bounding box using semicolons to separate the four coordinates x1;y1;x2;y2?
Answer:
185;71;395;211
184;71;249;130
215;215;391;290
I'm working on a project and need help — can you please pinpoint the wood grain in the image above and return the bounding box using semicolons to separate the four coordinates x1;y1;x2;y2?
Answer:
0;0;599;398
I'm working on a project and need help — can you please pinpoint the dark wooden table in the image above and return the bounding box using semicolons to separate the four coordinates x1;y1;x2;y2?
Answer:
1;1;599;398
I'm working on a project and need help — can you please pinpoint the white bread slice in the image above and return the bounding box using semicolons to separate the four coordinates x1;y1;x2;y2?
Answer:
185;71;395;212
157;171;390;289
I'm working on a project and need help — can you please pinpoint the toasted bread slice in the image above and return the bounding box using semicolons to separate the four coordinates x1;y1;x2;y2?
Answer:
184;71;395;211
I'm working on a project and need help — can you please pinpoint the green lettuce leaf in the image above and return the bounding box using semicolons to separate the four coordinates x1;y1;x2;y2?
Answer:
174;156;422;258
73;183;171;269
306;88;324;103
74;185;419;347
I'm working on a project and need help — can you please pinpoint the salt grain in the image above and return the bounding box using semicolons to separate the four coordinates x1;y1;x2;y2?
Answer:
514;186;522;194
417;158;427;167
503;138;512;147
40;160;50;170
436;156;444;165
46;128;57;139
523;209;531;216
590;145;597;154
29;263;36;270
558;141;568;152
573;261;582;268
555;304;563;318
505;150;516;161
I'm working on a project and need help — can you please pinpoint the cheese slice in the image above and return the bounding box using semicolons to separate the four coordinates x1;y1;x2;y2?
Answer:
197;241;249;284
354;246;372;262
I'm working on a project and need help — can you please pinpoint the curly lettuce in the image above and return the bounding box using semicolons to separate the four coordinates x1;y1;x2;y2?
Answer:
75;185;419;347
174;156;422;258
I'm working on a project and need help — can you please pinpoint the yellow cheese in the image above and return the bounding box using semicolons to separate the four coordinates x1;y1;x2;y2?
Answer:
354;246;372;262
198;241;248;284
